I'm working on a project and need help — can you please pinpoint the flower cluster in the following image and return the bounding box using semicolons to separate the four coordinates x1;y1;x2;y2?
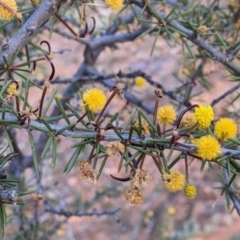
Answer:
125;167;152;204
75;86;239;205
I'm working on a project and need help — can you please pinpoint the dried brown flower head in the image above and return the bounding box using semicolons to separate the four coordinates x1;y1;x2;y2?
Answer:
78;159;98;184
134;120;149;134
106;141;125;156
180;111;197;128
124;186;144;205
132;167;152;188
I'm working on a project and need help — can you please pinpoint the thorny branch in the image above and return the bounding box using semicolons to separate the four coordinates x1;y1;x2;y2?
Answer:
132;1;240;74
2;112;240;161
0;0;63;67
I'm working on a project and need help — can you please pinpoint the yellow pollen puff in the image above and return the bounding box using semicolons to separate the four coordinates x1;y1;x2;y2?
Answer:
0;0;17;20
135;76;146;87
82;88;107;113
184;184;197;198
157;105;177;125
214;118;238;141
195;135;221;161
194;105;214;129
162;170;185;192
105;0;123;10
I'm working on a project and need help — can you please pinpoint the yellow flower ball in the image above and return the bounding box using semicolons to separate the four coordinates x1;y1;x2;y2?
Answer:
82;88;107;113
184;184;197;198
105;0;123;10
195;135;221;161
157;105;177;125
0;0;17;20
163;170;185;192
214;118;237;141
135;76;146;87
194;105;214;129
